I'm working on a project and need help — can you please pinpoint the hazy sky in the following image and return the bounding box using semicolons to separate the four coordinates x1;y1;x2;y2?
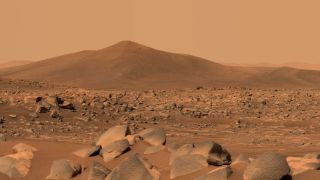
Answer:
1;0;320;64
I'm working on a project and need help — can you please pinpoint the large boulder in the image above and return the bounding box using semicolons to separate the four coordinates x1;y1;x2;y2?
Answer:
46;159;81;179
195;166;233;180
95;125;130;148
0;156;31;178
138;128;166;146
243;152;290;180
88;161;111;180
72;145;101;158
100;139;130;162
106;154;159;180
170;154;208;179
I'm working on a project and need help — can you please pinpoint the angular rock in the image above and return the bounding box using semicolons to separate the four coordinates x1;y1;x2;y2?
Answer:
95;125;130;148
139;127;166;146
170;154;208;179
100;139;129;162
195;166;233;180
170;144;194;165
12;143;38;153
192;141;231;165
106;154;159;180
88;161;111;180
46;159;81;179
72;145;101;158
243;152;290;180
0;156;31;178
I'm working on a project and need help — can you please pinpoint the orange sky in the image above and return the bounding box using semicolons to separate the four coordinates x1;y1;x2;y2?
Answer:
1;0;320;64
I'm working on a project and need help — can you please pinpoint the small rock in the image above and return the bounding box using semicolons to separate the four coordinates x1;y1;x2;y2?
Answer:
12;143;38;153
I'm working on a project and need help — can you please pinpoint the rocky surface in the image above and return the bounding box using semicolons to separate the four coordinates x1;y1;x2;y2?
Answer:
0;83;320;179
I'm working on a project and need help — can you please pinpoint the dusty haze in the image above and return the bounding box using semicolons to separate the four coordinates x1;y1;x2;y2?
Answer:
1;0;320;64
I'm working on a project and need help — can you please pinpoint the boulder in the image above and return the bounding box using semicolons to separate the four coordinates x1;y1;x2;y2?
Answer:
0;156;31;178
106;154;159;180
170;154;208;179
243;152;290;180
170;144;194;165
192;141;231;166
72;145;101;158
95;125;130;148
195;166;233;180
46;159;81;179
12;143;38;153
139;128;166;146
100;139;130;162
88;161;111;180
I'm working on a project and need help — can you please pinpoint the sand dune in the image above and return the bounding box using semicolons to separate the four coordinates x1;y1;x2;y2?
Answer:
1;41;320;89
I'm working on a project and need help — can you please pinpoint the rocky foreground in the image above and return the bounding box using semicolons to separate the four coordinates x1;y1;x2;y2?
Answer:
0;125;320;179
0;82;320;179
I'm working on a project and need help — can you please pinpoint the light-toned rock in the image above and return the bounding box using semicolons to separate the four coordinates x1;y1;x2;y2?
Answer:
12;143;38;153
46;159;81;179
72;145;101;158
95;125;130;148
169;144;194;165
125;134;140;146
106;154;159;180
100;139;129;162
243;152;290;180
170;154;208;179
139;128;166;146
0;156;31;178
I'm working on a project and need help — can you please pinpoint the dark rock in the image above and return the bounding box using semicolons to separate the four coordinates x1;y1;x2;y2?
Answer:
88;161;111;180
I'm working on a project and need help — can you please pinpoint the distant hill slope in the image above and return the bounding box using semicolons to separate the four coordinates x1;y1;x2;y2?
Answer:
1;41;320;89
0;60;32;69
